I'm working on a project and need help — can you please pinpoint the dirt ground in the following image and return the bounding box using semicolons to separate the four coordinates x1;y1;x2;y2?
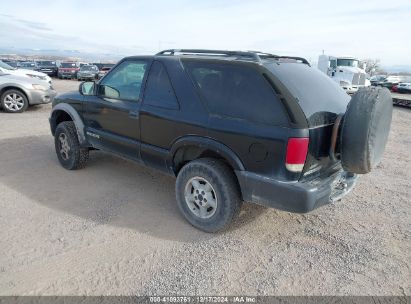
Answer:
0;79;410;295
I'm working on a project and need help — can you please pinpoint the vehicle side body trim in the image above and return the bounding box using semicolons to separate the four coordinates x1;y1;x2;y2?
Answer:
50;103;87;145
168;136;245;174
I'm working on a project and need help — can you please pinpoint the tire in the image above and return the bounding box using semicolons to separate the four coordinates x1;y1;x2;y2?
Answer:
0;89;29;113
341;86;393;174
54;121;89;170
175;158;242;232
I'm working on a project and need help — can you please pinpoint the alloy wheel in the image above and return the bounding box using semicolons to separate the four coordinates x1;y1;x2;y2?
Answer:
184;176;218;219
3;93;25;112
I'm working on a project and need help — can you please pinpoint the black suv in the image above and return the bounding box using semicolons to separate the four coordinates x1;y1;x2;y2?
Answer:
49;49;392;232
36;60;59;77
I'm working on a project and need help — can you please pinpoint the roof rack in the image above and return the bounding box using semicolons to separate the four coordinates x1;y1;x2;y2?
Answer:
247;51;310;65
156;49;262;62
156;49;310;65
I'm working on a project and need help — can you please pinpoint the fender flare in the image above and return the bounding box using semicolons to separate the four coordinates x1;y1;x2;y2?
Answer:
168;136;245;172
50;103;87;145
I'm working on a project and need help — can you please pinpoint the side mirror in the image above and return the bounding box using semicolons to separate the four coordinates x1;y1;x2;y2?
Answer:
79;81;95;95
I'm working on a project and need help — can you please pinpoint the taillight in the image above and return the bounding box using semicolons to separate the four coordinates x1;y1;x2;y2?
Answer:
285;137;309;172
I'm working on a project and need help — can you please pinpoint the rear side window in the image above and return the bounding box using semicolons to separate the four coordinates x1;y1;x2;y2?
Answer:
143;61;179;110
265;62;350;125
183;61;287;125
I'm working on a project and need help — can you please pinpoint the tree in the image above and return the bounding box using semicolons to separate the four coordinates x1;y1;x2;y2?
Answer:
362;59;381;76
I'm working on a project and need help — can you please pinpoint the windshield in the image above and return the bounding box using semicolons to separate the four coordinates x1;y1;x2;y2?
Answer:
265;62;350;126
81;65;98;71
0;61;15;70
38;61;56;66
337;59;359;67
61;62;77;68
21;62;36;67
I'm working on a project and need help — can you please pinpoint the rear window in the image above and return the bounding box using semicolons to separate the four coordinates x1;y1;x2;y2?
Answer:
183;61;288;126
265;62;350;125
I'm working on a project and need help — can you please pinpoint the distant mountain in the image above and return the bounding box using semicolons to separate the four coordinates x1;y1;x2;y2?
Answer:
2;47;411;74
0;47;125;62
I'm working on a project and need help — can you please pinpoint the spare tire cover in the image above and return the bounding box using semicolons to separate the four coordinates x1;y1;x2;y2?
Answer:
341;86;393;174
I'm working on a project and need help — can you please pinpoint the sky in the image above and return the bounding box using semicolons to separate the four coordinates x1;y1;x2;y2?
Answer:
0;0;410;66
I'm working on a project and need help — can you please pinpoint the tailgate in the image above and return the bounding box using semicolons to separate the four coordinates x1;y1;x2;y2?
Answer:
302;123;342;181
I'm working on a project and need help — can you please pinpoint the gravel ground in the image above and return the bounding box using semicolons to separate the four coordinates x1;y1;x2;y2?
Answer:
0;79;410;295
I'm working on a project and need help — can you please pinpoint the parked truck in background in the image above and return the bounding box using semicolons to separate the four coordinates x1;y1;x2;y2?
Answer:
318;54;370;94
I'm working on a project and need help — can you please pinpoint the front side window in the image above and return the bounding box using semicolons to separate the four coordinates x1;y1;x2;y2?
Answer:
98;60;148;102
143;61;178;109
184;61;287;125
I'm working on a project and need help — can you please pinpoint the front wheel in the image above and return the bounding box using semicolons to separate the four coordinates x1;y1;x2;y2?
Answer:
54;121;89;170
175;158;242;232
1;89;28;113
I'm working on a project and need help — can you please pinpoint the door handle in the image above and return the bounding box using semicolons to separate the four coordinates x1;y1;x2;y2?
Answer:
129;111;139;119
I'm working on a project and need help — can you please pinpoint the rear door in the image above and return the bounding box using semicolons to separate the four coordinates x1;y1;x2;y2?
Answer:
83;58;150;161
139;60;181;172
265;61;351;179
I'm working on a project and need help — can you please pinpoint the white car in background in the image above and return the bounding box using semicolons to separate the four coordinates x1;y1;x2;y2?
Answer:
0;72;56;113
0;60;52;84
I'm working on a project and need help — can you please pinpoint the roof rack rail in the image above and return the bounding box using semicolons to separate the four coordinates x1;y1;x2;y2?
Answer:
156;49;262;62
278;56;310;66
247;51;310;66
156;49;310;65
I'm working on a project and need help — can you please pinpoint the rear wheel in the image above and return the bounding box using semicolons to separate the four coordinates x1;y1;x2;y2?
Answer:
54;121;89;170
175;158;242;232
1;89;28;113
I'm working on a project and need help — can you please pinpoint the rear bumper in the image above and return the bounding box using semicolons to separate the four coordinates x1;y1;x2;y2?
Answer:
236;170;358;213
